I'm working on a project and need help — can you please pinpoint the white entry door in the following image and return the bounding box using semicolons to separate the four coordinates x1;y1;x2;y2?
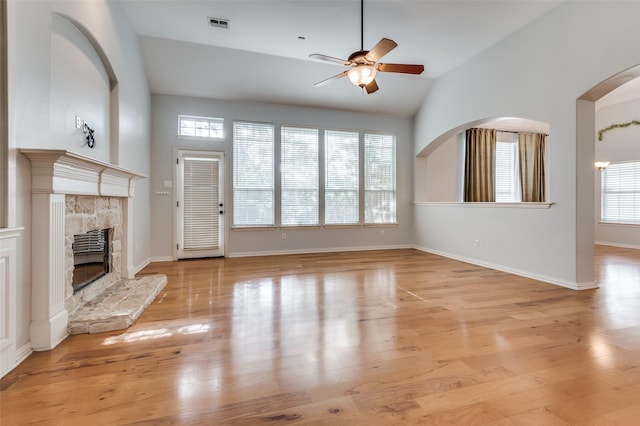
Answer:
176;150;225;259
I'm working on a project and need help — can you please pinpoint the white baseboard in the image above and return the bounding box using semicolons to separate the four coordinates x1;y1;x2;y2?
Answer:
595;241;640;250
228;244;412;258
413;245;598;291
132;258;152;275
149;256;175;263
0;342;33;378
16;342;32;365
133;257;176;273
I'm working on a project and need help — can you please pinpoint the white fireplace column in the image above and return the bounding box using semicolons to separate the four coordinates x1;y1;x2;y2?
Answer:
21;149;146;351
30;193;68;350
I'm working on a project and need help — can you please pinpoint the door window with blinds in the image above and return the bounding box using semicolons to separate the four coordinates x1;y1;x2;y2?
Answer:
365;133;396;224
176;151;225;259
233;121;275;227
601;161;640;224
325;130;359;225
281;126;319;226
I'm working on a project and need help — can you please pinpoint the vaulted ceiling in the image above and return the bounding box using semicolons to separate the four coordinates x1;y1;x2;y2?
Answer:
118;1;562;118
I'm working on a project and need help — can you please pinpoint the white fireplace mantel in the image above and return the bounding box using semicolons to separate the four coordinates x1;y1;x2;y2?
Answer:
21;149;147;351
20;149;147;197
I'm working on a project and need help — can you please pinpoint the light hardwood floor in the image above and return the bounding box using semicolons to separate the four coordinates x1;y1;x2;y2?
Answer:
2;246;640;425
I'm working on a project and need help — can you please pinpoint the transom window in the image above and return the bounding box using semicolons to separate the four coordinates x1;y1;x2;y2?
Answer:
179;115;224;138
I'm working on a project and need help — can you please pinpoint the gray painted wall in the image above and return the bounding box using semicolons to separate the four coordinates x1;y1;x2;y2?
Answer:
150;94;414;259
413;1;640;288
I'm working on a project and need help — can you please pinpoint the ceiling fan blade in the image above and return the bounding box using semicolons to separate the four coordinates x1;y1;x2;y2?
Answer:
377;63;425;75
314;70;349;87
365;79;379;94
309;54;350;66
364;38;397;63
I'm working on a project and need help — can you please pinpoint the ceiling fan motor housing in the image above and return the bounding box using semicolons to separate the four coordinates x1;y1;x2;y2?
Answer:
348;50;373;65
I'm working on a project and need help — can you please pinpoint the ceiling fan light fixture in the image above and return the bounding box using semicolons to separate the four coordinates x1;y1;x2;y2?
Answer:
348;65;376;87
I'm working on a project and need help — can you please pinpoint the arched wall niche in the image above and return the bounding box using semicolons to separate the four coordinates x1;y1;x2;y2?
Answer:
50;13;119;164
414;117;549;203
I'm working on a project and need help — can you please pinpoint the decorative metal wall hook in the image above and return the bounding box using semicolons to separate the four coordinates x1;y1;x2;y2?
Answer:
83;121;96;148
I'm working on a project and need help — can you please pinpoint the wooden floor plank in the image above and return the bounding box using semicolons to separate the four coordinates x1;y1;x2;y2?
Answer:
2;246;640;424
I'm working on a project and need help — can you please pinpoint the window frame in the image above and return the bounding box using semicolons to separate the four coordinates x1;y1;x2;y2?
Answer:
232;120;275;228
600;160;640;225
364;132;397;224
178;114;224;139
324;129;360;226
280;125;320;227
494;138;521;203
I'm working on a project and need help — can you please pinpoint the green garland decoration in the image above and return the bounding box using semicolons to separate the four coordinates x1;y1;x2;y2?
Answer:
598;120;640;141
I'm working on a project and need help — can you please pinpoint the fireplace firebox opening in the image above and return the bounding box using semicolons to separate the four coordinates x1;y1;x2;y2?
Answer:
72;228;110;293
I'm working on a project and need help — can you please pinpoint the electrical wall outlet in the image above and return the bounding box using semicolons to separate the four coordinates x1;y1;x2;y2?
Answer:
75;116;82;129
282;233;286;240
380;229;385;236
474;240;480;248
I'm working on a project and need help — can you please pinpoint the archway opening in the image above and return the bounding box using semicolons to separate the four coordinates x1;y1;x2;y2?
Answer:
577;64;640;287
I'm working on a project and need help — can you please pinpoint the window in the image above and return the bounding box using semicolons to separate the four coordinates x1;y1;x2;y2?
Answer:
495;140;520;202
365;133;396;224
233;121;274;226
179;115;224;138
601;161;640;224
232;123;397;227
325;130;359;225
281;126;319;226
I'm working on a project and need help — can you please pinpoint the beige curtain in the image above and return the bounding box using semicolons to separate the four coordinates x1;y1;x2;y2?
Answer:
518;132;546;202
464;128;496;202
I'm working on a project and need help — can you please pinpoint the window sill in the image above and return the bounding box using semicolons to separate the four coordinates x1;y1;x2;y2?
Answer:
176;135;225;142
324;224;361;229
598;221;640;227
232;226;277;232
413;201;553;209
280;225;322;230
231;224;397;231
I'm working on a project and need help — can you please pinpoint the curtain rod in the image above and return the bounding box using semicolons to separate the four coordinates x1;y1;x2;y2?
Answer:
495;129;549;136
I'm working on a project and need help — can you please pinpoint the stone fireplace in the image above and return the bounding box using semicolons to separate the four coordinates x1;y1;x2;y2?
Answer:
21;149;147;350
65;195;122;313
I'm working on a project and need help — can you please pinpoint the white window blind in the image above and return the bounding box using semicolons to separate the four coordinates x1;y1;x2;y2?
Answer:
495;141;519;202
601;161;640;224
281;126;319;226
364;133;396;224
233;121;274;226
325;130;359;225
183;157;220;250
179;115;224;138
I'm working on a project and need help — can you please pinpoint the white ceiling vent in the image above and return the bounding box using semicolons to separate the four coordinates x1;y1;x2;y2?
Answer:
208;17;229;29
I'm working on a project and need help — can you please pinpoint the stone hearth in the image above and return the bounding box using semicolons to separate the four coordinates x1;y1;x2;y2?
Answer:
68;275;167;334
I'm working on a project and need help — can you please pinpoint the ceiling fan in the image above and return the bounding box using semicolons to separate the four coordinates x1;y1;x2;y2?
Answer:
309;0;424;94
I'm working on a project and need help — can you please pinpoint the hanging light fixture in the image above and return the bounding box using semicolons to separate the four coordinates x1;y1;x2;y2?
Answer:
348;65;377;87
